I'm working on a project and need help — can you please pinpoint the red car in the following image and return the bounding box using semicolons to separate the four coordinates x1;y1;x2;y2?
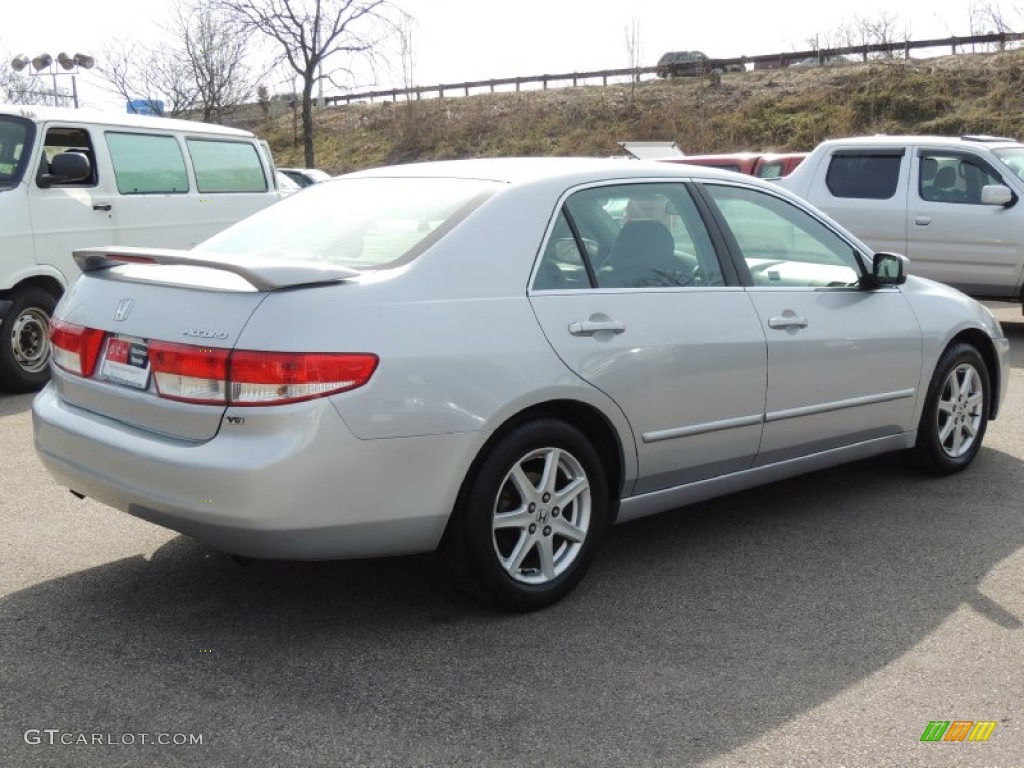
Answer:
662;152;807;179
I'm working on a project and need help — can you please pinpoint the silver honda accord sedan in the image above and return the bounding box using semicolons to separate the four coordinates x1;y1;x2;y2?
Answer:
33;158;1011;611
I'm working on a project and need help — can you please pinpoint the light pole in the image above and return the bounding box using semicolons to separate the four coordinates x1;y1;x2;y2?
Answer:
10;52;95;108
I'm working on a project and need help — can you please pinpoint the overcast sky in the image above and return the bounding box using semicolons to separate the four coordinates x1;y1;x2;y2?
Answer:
2;0;1014;110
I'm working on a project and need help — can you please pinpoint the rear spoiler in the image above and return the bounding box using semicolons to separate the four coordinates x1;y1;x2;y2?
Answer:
73;246;360;292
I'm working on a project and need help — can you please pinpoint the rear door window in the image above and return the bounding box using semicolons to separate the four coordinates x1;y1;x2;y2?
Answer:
552;182;726;289
186;139;267;193
106;132;189;194
825;153;902;199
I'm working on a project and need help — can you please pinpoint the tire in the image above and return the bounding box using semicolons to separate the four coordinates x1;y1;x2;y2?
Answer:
446;419;610;612
0;286;58;393
908;343;990;476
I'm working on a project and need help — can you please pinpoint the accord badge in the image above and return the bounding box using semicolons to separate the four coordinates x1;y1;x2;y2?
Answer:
184;329;229;339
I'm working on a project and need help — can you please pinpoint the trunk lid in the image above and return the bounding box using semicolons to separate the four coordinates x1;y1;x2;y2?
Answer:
52;247;358;441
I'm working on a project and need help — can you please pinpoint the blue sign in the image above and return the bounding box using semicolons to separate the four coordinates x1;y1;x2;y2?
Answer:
127;99;165;116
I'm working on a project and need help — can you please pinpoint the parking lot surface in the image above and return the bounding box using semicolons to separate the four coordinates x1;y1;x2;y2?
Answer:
1;308;1022;768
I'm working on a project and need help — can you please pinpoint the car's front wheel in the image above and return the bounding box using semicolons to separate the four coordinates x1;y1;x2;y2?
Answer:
909;343;990;475
447;419;609;612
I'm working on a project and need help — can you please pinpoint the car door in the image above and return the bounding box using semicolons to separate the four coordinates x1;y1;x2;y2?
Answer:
699;182;924;465
906;148;1024;299
28;123;119;286
529;181;768;495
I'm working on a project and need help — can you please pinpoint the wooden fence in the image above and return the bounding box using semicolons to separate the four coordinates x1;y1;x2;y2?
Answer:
323;31;1024;106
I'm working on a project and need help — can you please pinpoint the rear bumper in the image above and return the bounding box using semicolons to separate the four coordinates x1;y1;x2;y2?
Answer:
32;384;487;559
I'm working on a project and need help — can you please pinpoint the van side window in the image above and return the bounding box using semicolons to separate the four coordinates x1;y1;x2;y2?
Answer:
106;132;189;194
38;126;98;187
825;154;901;199
186;139;267;193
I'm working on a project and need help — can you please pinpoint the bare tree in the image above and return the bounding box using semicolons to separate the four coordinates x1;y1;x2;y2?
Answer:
99;38;197;116
852;12;909;60
804;21;855;59
175;1;257;121
1;58;52;105
215;0;406;167
397;16;416;100
968;1;1020;49
97;0;256;120
624;16;642;100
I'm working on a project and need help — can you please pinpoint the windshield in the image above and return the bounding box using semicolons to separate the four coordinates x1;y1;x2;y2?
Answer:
991;147;1024;181
0;115;35;190
200;176;501;269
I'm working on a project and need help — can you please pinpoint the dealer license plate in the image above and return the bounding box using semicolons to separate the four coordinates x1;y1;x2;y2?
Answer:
100;336;151;390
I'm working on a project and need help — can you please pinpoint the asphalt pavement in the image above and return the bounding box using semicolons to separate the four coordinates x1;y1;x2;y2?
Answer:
1;308;1022;768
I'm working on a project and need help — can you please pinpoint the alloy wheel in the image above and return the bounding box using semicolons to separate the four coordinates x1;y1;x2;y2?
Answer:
491;446;592;585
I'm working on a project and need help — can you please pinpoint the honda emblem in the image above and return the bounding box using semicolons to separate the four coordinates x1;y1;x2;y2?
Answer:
113;298;134;321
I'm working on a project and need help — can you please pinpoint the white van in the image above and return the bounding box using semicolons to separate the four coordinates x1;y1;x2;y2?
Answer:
0;106;283;391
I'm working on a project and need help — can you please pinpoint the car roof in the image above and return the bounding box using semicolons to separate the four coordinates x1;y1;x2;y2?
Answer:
341;156;776;188
0;105;255;137
815;134;1023;150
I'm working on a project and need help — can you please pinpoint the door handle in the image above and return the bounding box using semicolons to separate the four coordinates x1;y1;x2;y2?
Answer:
568;320;626;336
914;215;932;226
767;315;808;330
93;203;112;212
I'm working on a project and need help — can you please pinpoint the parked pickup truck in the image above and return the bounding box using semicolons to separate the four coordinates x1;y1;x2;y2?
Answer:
662;152;807;179
778;135;1024;307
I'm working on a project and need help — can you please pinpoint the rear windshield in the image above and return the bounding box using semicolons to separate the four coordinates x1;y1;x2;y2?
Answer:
0;115;35;190
199;176;501;269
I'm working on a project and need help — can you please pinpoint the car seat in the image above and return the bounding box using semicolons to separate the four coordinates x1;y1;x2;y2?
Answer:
603;220;683;288
933;165;959;202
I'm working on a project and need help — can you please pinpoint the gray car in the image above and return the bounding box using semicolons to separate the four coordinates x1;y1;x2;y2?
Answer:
32;158;1011;611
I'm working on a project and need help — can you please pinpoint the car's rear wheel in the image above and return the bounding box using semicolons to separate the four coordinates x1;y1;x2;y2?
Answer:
0;287;58;393
908;343;989;475
447;419;609;612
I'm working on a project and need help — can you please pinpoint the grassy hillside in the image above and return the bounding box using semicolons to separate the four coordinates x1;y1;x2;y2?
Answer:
255;49;1024;174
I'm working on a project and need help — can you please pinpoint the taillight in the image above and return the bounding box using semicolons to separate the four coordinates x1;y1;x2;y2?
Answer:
149;341;230;404
149;342;378;406
50;320;105;377
230;350;379;405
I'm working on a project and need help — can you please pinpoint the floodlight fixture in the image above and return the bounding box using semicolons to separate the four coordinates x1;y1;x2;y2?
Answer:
10;51;95;108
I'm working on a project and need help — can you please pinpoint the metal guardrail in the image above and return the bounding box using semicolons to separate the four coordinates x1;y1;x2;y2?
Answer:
323;31;1024;106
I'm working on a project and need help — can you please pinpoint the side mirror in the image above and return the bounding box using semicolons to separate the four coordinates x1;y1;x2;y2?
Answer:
870;252;908;286
980;184;1014;207
38;151;91;188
